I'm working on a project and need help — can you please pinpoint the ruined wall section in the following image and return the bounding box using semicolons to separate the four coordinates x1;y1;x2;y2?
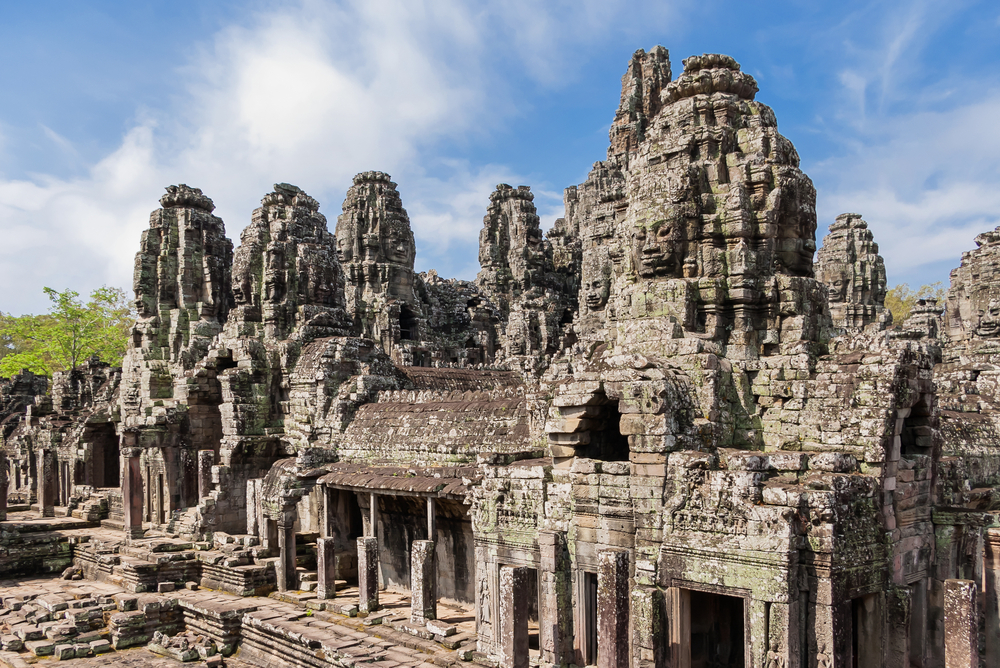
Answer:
0;371;47;440
608;46;672;169
815;213;889;333
6;359;121;511
935;225;1000;497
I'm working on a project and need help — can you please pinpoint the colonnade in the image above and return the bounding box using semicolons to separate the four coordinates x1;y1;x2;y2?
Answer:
306;490;440;627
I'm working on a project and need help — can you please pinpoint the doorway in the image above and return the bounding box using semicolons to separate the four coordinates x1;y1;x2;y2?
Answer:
584;571;598;664
689;590;745;668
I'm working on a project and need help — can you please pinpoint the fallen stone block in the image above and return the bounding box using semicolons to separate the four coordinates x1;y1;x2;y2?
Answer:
53;643;75;660
426;619;457;636
0;634;23;651
90;639;111;654
25;639;55;656
113;594;137;612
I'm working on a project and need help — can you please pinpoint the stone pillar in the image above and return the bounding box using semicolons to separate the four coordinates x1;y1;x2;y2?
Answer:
598;549;630;668
667;587;690;668
37;448;57;518
631;586;666;668
410;540;437;624
245;479;259;536
197;450;214;499
427;496;436;538
538;531;573;665
369;492;378;536
0;451;8;521
944;579;979;667
985;529;1000;661
121;449;144;539
499;565;529;668
358;536;380;613
322;487;336;539
276;520;297;592
316;537;336;600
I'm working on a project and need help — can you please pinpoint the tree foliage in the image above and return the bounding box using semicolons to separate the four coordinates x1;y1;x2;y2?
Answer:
0;286;135;378
885;282;946;324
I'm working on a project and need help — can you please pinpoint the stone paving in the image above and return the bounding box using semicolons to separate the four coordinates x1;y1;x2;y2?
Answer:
0;568;477;668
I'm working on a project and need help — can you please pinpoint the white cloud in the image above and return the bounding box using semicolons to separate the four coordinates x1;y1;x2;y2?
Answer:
815;95;1000;282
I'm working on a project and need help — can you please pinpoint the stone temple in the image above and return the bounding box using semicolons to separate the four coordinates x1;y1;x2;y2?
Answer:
0;48;997;668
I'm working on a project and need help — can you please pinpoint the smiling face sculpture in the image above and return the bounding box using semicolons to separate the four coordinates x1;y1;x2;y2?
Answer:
631;215;684;280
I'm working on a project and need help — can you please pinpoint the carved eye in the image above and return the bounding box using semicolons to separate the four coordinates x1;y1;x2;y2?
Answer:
657;226;672;239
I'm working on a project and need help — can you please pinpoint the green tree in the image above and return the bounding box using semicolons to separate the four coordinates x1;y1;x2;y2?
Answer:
0;286;135;377
885;282;946;323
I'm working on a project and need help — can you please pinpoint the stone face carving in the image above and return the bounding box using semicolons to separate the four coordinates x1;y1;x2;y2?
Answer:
130;184;233;365
336;171;418;337
815;213;889;332
230;183;351;341
571;50;828;359
945;225;1000;342
476;184;579;371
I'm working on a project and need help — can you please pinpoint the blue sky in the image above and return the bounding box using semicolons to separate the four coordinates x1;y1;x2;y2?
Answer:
2;0;999;314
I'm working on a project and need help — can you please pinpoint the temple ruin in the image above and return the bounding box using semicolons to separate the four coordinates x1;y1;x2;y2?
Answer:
0;47;998;668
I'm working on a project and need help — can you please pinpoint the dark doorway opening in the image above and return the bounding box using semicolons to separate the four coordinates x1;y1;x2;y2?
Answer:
400;306;418;341
689;590;745;668
584;571;598;665
851;594;880;668
90;423;120;488
582;400;630;461
524;568;540;652
900;395;933;457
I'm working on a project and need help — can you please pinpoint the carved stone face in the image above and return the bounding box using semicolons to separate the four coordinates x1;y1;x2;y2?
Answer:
828;272;848;303
382;224;413;265
584;275;610;311
632;218;682;279
336;236;352;264
977;300;1000;337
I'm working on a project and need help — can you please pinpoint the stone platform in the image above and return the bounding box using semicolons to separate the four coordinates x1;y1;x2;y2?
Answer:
0;571;475;668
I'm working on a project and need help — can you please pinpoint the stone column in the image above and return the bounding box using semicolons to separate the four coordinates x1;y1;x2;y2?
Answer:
499;565;529;668
322;487;336;539
121;448;144;539
369;492;378;536
985;529;1000;661
245;479;259;536
944;579;979;667
410;540;437;624
358;536;380;613
276;520;297;592
37;448;57;518
197;450;214;499
427;496;436;538
631;586;666;668
316;537;336;600
598;548;630;668
0;451;8;521
538;531;573;665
